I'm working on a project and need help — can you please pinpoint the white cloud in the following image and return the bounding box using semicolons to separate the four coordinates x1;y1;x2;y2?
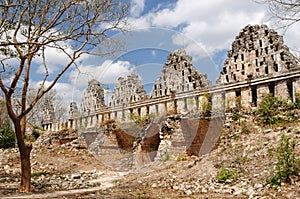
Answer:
151;50;156;57
30;80;82;105
34;44;73;74
68;60;136;89
127;14;153;30
130;0;145;17
128;0;273;55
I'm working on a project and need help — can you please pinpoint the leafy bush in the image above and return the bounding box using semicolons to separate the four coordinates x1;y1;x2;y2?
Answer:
130;114;151;127
0;125;16;149
267;134;300;186
232;112;240;122
287;93;300;110
160;152;170;162
256;94;284;125
217;166;238;183
32;129;40;139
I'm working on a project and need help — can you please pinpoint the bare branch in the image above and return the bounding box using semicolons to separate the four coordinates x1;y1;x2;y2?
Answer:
257;0;300;30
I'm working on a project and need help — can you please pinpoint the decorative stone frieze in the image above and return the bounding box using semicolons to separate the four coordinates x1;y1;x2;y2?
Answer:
109;73;147;107
41;99;55;125
217;24;299;84
80;79;105;114
151;49;209;98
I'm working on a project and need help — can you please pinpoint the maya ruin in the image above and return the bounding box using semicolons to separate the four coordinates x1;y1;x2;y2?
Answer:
41;24;300;164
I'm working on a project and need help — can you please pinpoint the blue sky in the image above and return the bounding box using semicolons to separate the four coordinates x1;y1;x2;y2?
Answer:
26;0;300;105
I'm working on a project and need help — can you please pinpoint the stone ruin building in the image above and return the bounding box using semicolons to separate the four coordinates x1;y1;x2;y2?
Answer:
42;24;300;163
80;79;105;115
152;49;209;98
109;73;147;107
43;24;300;130
217;24;300;108
69;102;79;119
218;24;298;84
41;99;55;127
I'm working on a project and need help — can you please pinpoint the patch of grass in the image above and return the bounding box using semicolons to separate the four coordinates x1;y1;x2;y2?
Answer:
240;120;250;134
31;171;49;177
160;152;170;162
217;165;238;183
232;112;240;122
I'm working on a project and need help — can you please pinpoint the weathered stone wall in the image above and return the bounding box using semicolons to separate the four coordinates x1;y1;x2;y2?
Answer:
217;24;298;84
152;49;209;99
41;99;55;126
80;79;105;114
42;24;300;132
109;73;147;107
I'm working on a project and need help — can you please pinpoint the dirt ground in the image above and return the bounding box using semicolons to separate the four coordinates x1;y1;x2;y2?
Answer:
1;114;300;198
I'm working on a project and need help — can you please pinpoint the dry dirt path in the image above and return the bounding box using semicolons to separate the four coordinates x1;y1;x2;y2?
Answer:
2;171;128;199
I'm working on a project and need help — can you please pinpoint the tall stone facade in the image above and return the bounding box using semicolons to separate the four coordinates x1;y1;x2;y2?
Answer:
42;24;300;131
80;79;105;114
217;24;298;84
152;49;209;98
69;102;79;119
109;73;147;107
41;99;55;125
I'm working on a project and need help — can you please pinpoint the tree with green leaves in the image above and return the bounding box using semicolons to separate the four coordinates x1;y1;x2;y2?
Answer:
0;0;128;192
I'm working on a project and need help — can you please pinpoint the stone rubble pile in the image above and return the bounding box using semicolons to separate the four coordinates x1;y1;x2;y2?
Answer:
129;111;300;198
31;170;103;191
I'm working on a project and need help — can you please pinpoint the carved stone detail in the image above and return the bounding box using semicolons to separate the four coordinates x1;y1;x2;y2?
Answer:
152;49;209;98
217;24;299;84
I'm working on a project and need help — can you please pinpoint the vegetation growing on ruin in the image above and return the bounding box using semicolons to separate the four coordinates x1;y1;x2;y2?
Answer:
216;165;239;183
130;114;153;127
256;93;300;126
267;134;300;186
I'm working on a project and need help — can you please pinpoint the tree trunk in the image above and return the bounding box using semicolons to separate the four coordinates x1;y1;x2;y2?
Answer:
14;118;32;192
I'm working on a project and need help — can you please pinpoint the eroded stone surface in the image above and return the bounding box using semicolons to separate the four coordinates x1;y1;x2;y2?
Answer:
152;49;209;98
109;73;147;107
69;102;79;119
80;79;105;114
42;99;55;125
217;24;299;84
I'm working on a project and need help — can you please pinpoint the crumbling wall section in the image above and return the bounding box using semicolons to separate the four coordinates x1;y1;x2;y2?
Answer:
151;49;209;99
80;79;105;114
217;24;299;84
109;73;147;107
41;99;55;127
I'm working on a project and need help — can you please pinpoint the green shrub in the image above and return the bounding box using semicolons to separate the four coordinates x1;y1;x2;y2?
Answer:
232;112;240;122
160;152;170;162
256;94;284;125
32;129;40;139
130;114;151;127
240;120;250;134
267;134;300;186
217;166;238;183
31;171;49;177
0;125;16;149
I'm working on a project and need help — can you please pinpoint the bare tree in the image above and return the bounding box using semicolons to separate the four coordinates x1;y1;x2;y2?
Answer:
0;0;128;192
258;0;300;29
